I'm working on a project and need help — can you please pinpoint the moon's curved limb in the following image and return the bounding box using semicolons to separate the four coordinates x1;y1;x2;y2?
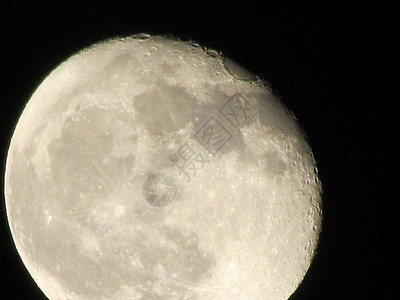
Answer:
4;34;322;300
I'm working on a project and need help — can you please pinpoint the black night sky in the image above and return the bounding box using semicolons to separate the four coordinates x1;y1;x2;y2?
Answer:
0;2;395;299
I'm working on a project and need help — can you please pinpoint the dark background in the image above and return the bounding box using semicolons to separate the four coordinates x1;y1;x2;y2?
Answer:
0;1;395;299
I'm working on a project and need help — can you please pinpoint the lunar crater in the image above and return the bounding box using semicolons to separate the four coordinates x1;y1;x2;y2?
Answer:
5;35;321;300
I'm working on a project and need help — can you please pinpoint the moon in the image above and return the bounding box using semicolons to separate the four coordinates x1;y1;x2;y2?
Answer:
4;34;322;299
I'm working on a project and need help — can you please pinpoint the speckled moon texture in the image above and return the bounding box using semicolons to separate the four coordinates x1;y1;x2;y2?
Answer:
4;34;322;300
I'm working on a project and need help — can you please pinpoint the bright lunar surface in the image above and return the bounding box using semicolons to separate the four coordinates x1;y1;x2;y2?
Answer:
4;34;322;300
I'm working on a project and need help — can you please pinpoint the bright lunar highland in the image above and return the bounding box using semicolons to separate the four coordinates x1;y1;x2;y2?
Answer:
4;34;322;300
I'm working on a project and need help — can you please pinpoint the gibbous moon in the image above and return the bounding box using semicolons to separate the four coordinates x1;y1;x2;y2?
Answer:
4;34;322;299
